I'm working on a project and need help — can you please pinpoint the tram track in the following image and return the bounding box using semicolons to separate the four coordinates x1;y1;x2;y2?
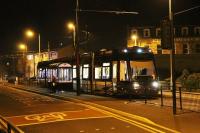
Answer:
3;84;180;133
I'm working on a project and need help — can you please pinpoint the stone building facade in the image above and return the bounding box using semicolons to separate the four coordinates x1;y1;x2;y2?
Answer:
127;25;200;54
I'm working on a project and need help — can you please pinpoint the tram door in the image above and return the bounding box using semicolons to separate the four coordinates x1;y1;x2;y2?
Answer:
112;61;117;89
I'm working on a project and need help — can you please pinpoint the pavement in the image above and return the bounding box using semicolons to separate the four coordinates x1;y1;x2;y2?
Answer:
2;82;200;133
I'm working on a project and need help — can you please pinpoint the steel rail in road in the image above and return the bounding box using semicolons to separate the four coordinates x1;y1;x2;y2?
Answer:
3;84;180;133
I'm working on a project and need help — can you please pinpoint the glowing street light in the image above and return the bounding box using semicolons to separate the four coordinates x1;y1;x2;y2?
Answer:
131;34;138;46
18;43;27;51
25;30;34;38
68;22;75;30
67;22;76;49
25;29;41;77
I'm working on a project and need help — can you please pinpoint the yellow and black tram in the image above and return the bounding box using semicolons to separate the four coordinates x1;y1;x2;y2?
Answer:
37;46;159;96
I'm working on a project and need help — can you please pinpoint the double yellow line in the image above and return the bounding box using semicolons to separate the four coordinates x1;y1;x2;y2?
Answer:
4;84;180;133
69;97;180;133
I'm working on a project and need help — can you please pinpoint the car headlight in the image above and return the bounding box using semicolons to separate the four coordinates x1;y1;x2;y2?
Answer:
152;81;159;88
133;82;140;89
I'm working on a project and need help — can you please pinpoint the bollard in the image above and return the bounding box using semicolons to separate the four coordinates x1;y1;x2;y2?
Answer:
160;86;163;106
144;87;147;104
179;87;182;110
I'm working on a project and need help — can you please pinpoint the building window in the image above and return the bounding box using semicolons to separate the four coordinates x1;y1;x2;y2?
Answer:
194;27;200;35
196;44;200;53
181;27;188;36
82;64;89;79
143;29;150;37
156;28;161;37
183;44;189;54
131;29;138;35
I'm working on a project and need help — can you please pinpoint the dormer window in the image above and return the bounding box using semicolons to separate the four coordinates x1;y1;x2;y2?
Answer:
194;27;200;35
181;27;188;36
156;28;161;37
131;29;138;35
143;29;150;37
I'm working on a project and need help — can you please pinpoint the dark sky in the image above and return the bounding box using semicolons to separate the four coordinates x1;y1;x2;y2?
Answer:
0;0;200;54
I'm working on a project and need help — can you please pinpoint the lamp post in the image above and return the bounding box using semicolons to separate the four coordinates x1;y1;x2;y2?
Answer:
25;29;41;77
75;0;81;96
67;21;80;96
169;0;176;114
68;23;76;51
131;34;137;46
66;0;80;96
18;43;27;78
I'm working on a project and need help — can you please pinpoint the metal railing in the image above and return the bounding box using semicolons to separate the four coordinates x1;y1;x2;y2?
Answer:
0;115;24;133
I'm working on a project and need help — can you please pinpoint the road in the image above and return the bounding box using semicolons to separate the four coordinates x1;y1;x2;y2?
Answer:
0;84;178;133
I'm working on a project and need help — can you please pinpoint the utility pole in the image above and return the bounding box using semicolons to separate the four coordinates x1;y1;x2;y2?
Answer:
76;0;81;96
169;0;176;114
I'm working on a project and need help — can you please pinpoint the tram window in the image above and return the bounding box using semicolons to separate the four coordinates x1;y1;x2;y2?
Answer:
95;63;111;80
120;61;128;81
52;69;57;78
113;64;117;79
41;69;46;78
102;63;110;79
73;65;76;78
82;64;89;79
47;69;52;81
130;61;155;77
95;67;102;79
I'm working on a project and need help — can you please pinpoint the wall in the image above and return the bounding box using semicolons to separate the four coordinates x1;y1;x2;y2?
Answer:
155;54;200;79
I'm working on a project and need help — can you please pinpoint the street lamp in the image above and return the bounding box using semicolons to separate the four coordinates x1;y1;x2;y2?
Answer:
67;22;76;49
131;34;137;46
25;29;41;61
18;43;27;79
25;29;41;78
25;30;34;38
18;43;27;51
67;21;80;96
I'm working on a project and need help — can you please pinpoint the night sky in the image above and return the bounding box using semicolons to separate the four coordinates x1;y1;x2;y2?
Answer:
0;0;200;54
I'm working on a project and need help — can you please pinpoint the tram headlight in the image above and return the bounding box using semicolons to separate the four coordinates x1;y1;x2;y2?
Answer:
137;48;143;53
152;81;159;88
133;82;140;89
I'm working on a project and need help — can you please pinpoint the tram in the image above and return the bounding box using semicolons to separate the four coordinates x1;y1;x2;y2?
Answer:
37;46;159;96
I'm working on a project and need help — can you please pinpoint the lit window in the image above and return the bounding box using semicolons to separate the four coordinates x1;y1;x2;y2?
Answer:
94;63;110;80
156;28;161;37
143;29;150;37
131;29;138;35
58;68;72;82
102;63;110;79
113;64;117;79
95;67;102;79
73;65;76;78
103;63;110;66
82;64;89;79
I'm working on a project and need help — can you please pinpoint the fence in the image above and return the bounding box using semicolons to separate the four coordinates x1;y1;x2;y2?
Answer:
143;83;200;112
0;115;24;133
